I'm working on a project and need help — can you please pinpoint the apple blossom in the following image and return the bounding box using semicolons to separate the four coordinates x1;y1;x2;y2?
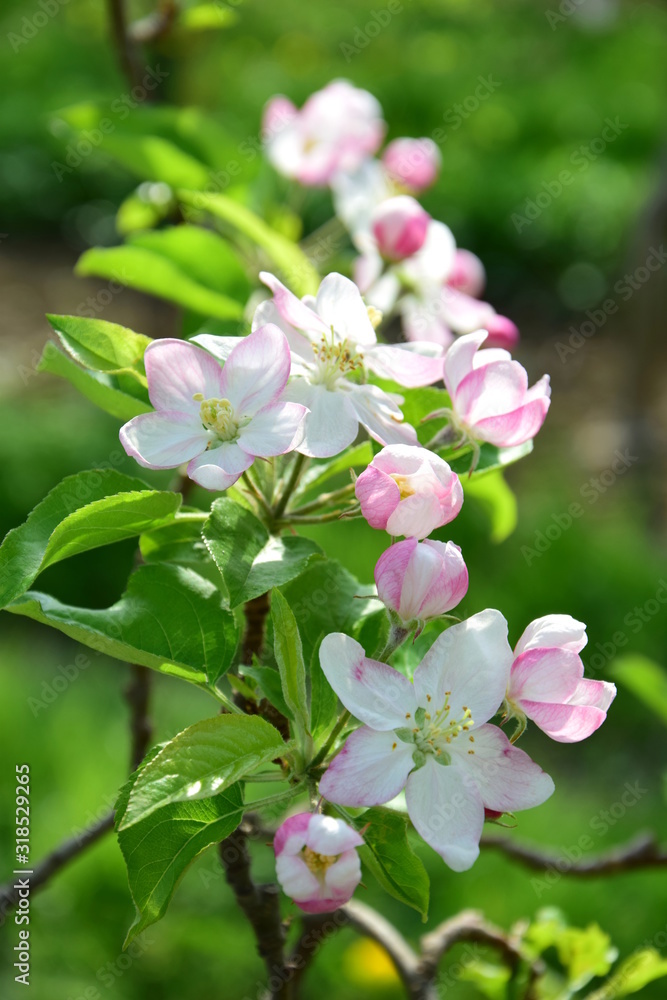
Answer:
263;80;385;187
244;271;444;458
504;615;617;743
319;611;554;871
374;538;469;625
274;812;363;913
371;196;430;261
119;327;306;491
430;329;551;452
355;444;463;539
381;137;442;192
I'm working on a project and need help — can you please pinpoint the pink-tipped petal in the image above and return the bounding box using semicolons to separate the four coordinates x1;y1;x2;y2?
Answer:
448;249;486;298
315;273;377;347
275;854;320;900
320;726;414;807
442;330;489;398
508;647;583;706
355;465;400;530
365;343;444;388
120;411;209;469
458;724;555;811
260;272;328;339
186;442;253;491
485;315;520;351
238;401;307;457
144;339;224;412
472;395;551;448
515;614;588;655
273;812;312;857
319;632;417;729
454;360;528;426
306;815;364;855
220;324;292;416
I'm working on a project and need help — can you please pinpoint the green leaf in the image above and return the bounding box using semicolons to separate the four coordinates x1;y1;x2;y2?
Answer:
174;3;238;32
298;442;374;495
118;780;243;944
610;654;667;726
7;564;238;687
558;924;616;990
0;468;158;608
242;663;291;720
37;342;152;420
116;186;174;236
271;588;309;735
279;559;382;666
355;807;429;918
458;960;511;1000
591;949;667;998
46;314;151;385
129;226;250;305
448;440;534;478
120;713;284;829
75;245;245;320
202;498;323;608
463;470;518;543
102;133;211;189
179;190;319;296
139;518;224;588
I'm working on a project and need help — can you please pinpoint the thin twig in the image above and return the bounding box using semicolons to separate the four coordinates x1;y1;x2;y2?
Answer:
125;664;152;770
481;831;667;876
106;0;144;90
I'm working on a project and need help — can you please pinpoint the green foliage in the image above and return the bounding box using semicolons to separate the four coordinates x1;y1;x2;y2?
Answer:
119;713;285;829
270;588;310;739
0;468;171;608
524;908;616;992
354;807;430;919
464;470;518;544
46;314;151;385
37;342;152;421
610;655;667;727
7;563;238;686
309;638;339;740
179;189;320;296
203;497;323;608
589;949;667;999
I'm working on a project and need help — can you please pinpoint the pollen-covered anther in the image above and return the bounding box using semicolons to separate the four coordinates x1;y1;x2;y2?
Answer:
198;397;238;441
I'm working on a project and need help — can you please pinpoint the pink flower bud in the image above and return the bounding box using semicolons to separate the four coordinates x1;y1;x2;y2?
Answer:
274;813;363;913
371;196;430;261
447;249;487;298
374;538;468;624
484;314;520;351
355;444;463;539
382;137;441;191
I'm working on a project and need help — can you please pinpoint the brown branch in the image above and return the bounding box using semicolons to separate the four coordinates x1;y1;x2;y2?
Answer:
341;899;430;999
242;591;271;664
0;664;153;922
219;829;289;999
106;0;145;90
481;831;667;876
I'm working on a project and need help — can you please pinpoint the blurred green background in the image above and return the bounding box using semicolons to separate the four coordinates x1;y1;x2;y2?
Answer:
1;0;666;998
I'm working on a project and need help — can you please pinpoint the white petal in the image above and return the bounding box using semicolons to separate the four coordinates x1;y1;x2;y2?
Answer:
186;442;253;491
120;411;209;469
284;381;359;458
238;402;307;458
220;324;291;416
455;724;555;812
260;271;328;339
325;850;361;894
320;727;414;807
406;757;484;871
515;614;588;655
319;632;417;730
365;344;443;388
275;854;320;901
306;815;364;854
442;330;489;398
145;339;224;412
348;384;418;448
315;273;377;347
413;609;512;726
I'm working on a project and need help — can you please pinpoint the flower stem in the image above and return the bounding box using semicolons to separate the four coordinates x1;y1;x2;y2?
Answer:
173;511;208;522
308;710;351;770
249;785;304;812
272;453;308;522
278;508;348;526
287;482;357;516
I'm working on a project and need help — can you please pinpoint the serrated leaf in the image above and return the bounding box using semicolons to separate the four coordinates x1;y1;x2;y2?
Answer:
120;713;284;828
271;588;309;735
355;807;429;918
0;468;158;608
610;654;667;726
38;342;152;420
76;245;245;320
118;783;243;944
202;498;323;609
46;314;151;384
179;189;319;296
6;563;238;686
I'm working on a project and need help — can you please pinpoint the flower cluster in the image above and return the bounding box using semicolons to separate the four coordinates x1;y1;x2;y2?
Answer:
114;78;618;916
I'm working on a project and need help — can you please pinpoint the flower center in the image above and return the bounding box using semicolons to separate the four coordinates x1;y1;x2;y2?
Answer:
392;694;475;768
309;329;365;389
303;846;339;878
194;394;239;442
390;474;415;501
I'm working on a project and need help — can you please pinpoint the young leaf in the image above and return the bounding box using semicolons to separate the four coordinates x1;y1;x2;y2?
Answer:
46;314;151;384
102;133;211;189
355;807;430;919
591;948;667;998
117;780;244;945
0;468;163;608
75;245;245;320
309;637;339;741
38;342;152;421
179;190;320;297
7;564;238;686
242;662;292;720
202;498;323;608
271;588;309;736
120;714;285;829
610;654;667;726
